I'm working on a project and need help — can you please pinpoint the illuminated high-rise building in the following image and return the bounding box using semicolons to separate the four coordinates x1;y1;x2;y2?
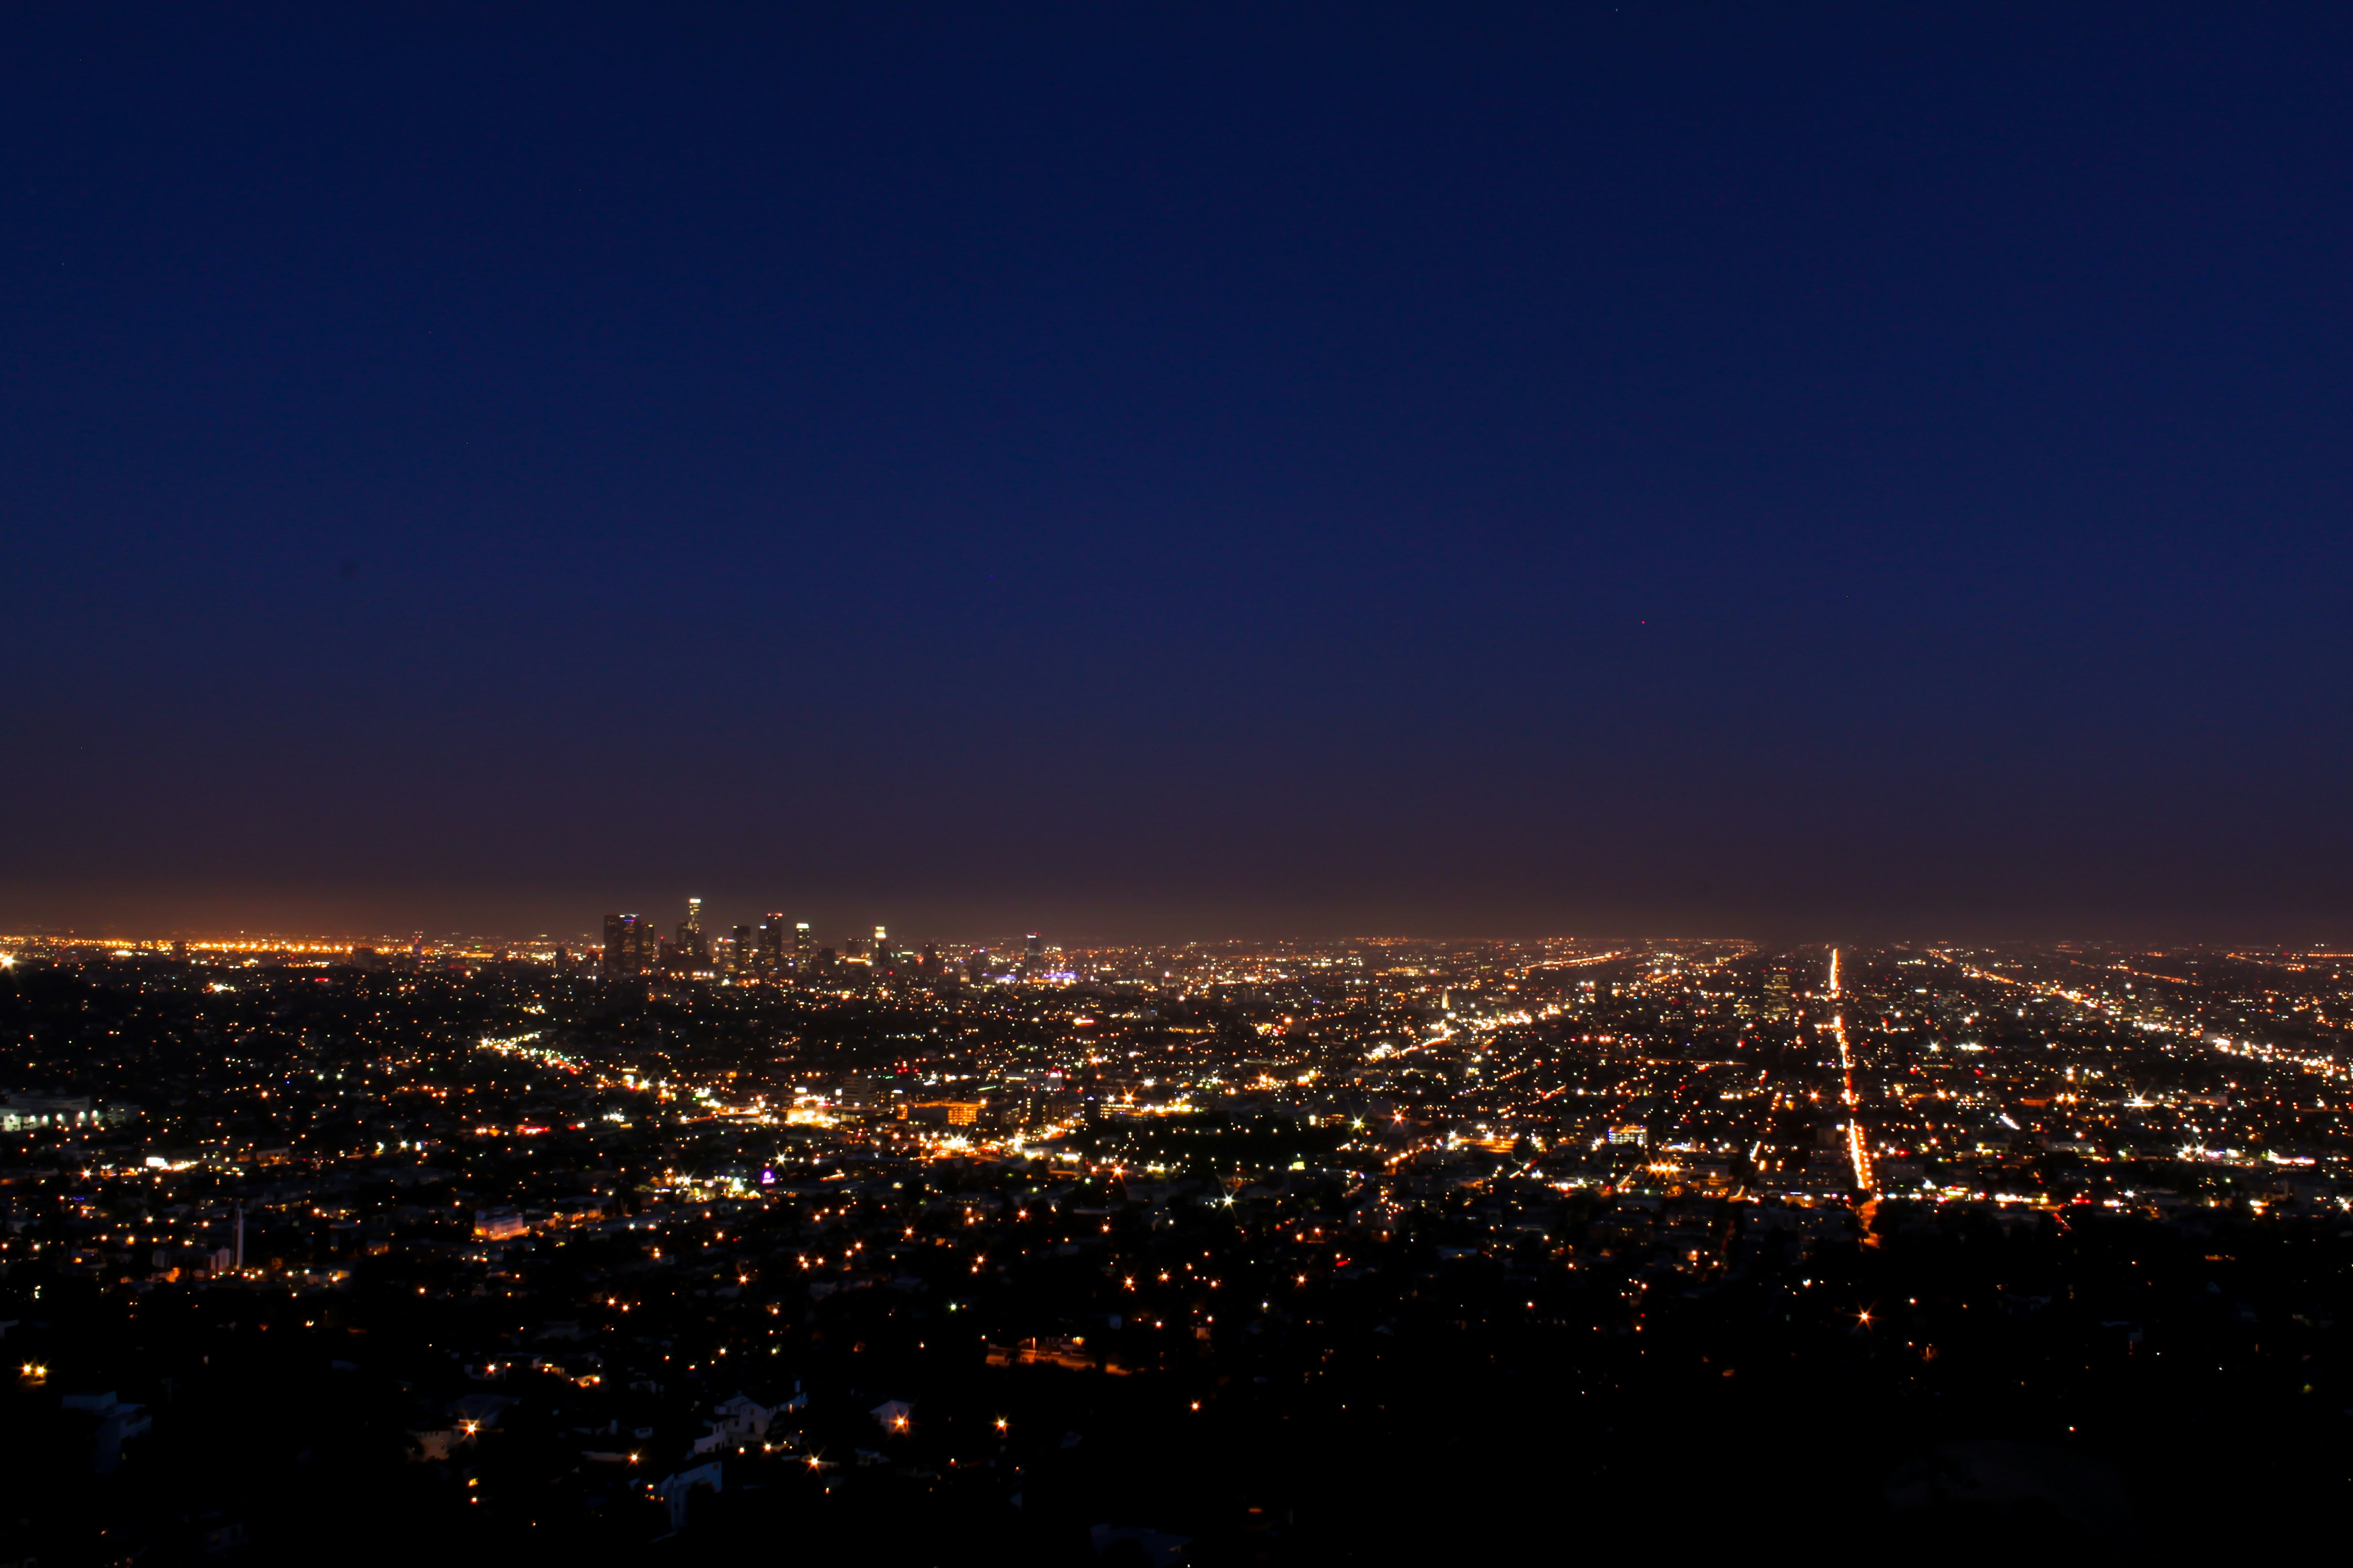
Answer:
672;897;709;966
603;913;653;976
873;925;892;963
1025;932;1043;970
794;922;812;964
729;924;751;974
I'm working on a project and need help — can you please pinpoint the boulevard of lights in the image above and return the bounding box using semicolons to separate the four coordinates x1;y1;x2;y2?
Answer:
4;926;2352;1554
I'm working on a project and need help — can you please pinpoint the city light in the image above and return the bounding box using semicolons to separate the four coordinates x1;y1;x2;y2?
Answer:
4;925;2346;1544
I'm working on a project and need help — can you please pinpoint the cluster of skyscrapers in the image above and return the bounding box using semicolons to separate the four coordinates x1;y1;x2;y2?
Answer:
600;900;1045;985
602;900;813;980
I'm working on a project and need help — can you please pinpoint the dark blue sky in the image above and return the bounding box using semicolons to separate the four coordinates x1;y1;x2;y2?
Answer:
7;4;2353;942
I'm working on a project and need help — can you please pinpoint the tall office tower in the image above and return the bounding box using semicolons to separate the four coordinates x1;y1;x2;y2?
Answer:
729;924;752;974
760;916;786;972
675;899;709;965
603;913;650;976
873;925;891;963
794;922;812;964
1025;932;1043;970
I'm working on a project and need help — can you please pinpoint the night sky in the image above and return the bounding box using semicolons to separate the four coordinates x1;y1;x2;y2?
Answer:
8;5;2353;942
